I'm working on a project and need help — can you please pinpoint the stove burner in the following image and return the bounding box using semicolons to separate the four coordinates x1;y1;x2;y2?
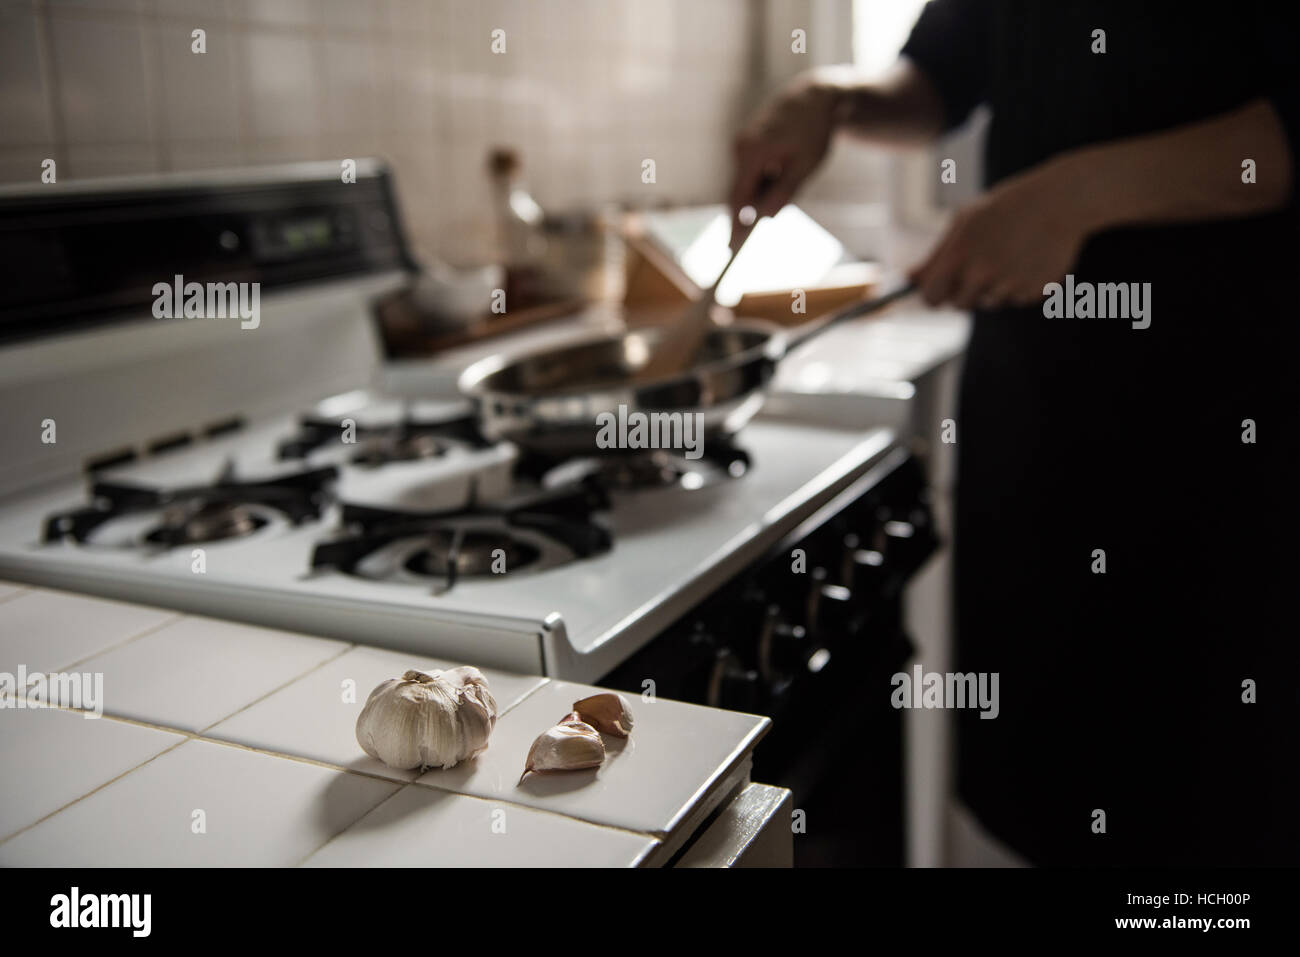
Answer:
279;410;490;462
313;478;611;593
404;529;540;578
349;432;449;467
519;439;751;492
594;452;695;491
144;501;268;547
43;464;336;547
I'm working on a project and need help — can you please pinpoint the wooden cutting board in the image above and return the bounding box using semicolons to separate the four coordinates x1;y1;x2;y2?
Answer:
622;210;879;327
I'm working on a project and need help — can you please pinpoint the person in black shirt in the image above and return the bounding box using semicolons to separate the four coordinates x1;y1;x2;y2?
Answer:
730;2;1298;866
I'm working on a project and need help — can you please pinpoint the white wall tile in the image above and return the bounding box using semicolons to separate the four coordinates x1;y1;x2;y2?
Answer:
153;20;239;142
20;0;759;246
0;148;56;185
241;30;318;140
317;35;388;138
389;0;433;36
167;138;242;170
48;0;143;12
49;9;156;144
242;136;321;164
316;0;377;34
65;142;161;178
229;0;311;28
389;35;438;138
147;0;234;23
0;7;54;145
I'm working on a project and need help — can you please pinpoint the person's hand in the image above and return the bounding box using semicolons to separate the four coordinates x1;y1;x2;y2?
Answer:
909;162;1096;310
729;70;845;247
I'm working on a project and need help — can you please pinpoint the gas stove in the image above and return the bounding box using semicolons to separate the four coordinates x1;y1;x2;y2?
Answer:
0;162;941;865
0;381;899;680
0;163;922;688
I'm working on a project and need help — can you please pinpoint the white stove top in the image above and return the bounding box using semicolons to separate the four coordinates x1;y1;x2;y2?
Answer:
0;389;896;682
0;178;904;684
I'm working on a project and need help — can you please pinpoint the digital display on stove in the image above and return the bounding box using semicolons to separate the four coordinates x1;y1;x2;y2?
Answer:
0;163;412;342
254;214;342;258
283;216;333;249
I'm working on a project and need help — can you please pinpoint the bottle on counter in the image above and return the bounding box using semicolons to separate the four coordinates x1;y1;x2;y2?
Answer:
487;147;547;306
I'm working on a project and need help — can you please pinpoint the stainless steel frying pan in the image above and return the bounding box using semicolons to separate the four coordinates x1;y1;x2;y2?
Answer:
457;284;915;457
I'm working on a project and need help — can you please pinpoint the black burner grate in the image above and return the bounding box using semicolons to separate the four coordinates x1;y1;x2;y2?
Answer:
43;464;337;546
278;410;492;462
514;435;751;489
312;477;612;592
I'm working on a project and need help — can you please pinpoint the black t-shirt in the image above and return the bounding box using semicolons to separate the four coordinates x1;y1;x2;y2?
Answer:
901;1;1299;865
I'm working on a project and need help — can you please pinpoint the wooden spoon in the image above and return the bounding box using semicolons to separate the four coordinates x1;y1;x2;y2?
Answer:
634;222;755;382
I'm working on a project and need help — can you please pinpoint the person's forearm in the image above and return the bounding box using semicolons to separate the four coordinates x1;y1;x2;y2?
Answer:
813;61;949;146
1053;99;1294;235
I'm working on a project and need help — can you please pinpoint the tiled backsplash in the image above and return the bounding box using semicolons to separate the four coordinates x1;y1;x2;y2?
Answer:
1;0;758;263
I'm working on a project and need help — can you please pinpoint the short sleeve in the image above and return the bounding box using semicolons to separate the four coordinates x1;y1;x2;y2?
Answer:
898;0;991;133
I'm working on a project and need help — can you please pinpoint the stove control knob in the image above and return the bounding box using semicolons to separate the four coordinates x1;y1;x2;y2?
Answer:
726;584;770;651
815;582;856;642
803;566;828;630
838;533;861;586
758;604;809;679
850;546;885;591
707;649;763;712
882;516;923;569
883;518;916;544
686;620;719;662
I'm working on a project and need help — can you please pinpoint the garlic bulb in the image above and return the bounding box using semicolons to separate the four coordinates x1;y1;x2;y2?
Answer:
355;667;498;770
519;713;605;783
572;692;634;737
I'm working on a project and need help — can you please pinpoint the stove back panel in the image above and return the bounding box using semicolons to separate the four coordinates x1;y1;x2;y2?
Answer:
0;160;412;342
0;162;411;498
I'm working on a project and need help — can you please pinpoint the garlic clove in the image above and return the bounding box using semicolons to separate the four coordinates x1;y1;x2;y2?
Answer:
355;666;498;771
572;692;634;737
519;718;605;784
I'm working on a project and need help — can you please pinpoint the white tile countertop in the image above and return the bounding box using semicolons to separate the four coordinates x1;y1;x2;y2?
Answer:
0;582;780;867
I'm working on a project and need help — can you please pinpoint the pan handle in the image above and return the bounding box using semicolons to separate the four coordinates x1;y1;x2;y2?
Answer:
782;282;917;353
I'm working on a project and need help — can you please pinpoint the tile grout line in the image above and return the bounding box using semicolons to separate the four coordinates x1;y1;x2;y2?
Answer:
401;775;667;843
6;671;558;790
194;647;543;737
291;762;415;868
52;610;187;674
296;777;662;868
291;783;413;868
184;729;420;783
0;733;190;848
0;585;30;606
195;640;358;735
35;0;69;177
1;705;665;853
190;677;556;785
6;676;666;852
